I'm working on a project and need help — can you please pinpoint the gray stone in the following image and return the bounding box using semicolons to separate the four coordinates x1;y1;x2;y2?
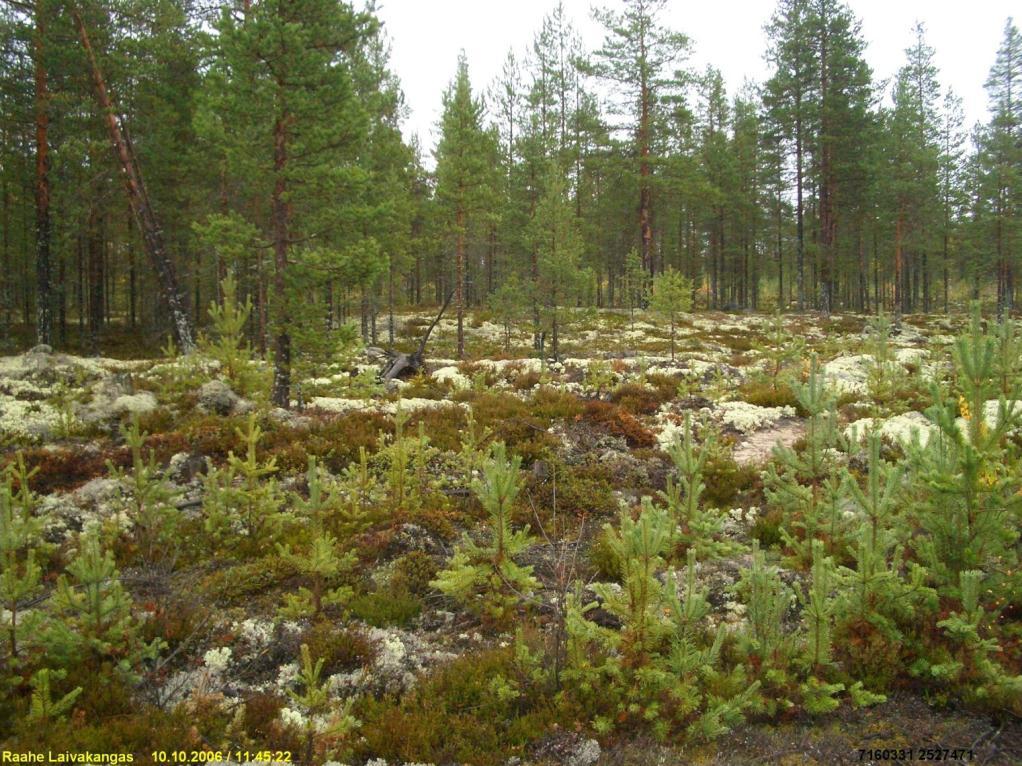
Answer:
198;379;240;416
567;739;601;766
168;452;208;484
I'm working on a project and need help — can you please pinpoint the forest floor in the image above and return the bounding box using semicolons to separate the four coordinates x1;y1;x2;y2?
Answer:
1;308;1019;765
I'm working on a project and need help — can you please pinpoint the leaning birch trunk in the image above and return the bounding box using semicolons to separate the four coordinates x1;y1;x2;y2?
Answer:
70;5;195;352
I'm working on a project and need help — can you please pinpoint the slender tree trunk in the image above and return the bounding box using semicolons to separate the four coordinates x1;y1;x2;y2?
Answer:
894;211;904;317
388;262;395;344
71;5;194;351
34;0;51;346
2;153;9;333
456;205;465;359
817;28;835;316
795;105;805;312
58;256;66;345
128;210;136;329
87;207;103;354
942;227;950;314
639;58;653;276
270;107;292;407
922;251;930;312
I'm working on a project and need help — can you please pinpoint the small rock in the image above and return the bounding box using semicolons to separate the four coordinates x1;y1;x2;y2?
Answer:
388;523;445;557
268;406;312;429
198;380;239;416
568;739;601;766
533;732;601;766
111;392;157;416
167;452;208;484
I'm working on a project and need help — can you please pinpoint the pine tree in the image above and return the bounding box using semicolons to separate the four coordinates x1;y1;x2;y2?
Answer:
888;23;942;315
283;643;360;763
435;52;498;359
764;0;815;310
49;533;163;677
589;0;690;275
0;456;50;668
528;162;586;361
975;19;1022;316
765;356;848;567
211;0;370;405
106;414;180;568
648;268;692;360
910;308;1022;595
431;442;537;625
276;457;355;620
938;91;968;312
201;413;284;555
201;272;258;397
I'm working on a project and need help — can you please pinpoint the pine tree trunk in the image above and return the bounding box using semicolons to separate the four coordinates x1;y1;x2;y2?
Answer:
456;205;465;359
2;158;9;333
34;0;51;346
128;211;136;329
793;104;801;312
87;207;103;354
270;108;292;407
894;212;904;317
639;56;653;276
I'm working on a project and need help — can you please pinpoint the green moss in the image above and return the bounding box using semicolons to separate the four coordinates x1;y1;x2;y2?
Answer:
530;386;583;421
391;550;439;595
201;554;296;604
349;588;423;628
457;391;556;463
702;450;761;509
300;622;377;673
261;411;391;473
356;647;562;766
610;382;671;416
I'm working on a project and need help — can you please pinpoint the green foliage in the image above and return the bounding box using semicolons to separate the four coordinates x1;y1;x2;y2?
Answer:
621;247;648;325
800;539;836;670
911;570;1022;711
48;533;164;679
864;312;897;410
283;643;360;763
276;457;356;619
756;310;804;391
564;501;760;739
799;676;844;715
201;413;285;556
106;414;180;567
765;356;849;567
201;272;263;398
734;540;794;664
431;442;537;625
27;668;82;725
659;413;737;559
488;274;528;351
375;405;441;514
0;455;50;670
583;359;616;398
648;268;693;360
529;164;588;361
908;308;1022;596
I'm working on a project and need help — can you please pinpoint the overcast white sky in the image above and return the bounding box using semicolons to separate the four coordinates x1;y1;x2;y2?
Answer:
374;0;1017;157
